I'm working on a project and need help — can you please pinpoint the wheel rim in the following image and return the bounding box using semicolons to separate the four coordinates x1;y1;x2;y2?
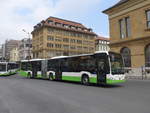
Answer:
49;74;53;80
83;77;88;84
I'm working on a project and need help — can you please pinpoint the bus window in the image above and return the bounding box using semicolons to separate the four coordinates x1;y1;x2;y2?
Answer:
0;64;6;72
97;60;105;71
48;59;60;71
68;57;80;72
78;55;95;73
60;58;69;72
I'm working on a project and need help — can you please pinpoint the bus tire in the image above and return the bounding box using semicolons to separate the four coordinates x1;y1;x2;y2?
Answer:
49;73;54;81
82;75;89;86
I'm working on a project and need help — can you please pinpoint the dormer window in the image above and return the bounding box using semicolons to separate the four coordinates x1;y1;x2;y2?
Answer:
48;20;53;25
63;24;69;28
37;23;41;27
78;27;82;30
55;22;62;27
34;26;37;29
71;26;76;29
88;29;92;32
84;29;88;32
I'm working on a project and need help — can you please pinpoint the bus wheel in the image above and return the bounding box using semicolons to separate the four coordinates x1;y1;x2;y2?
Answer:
82;75;89;86
49;73;54;81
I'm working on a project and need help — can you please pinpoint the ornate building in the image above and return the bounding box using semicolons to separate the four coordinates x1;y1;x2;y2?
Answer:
103;0;150;68
32;17;96;59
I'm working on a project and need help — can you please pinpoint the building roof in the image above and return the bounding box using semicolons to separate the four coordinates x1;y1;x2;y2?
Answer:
96;36;110;41
103;0;129;13
32;16;96;35
46;17;86;29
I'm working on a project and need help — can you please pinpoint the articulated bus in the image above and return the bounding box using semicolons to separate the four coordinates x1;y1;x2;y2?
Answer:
20;51;126;85
0;62;19;76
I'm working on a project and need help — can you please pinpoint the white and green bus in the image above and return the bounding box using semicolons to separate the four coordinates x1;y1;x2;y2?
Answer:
47;51;125;85
0;62;19;76
20;51;125;85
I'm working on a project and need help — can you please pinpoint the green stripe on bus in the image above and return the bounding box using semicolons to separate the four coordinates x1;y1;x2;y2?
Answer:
62;76;81;82
107;79;126;84
89;77;97;83
19;71;28;77
62;76;97;83
0;73;10;76
36;74;42;78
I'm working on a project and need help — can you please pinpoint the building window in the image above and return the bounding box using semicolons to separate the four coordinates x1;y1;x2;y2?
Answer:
55;36;62;42
77;40;82;44
47;43;54;48
55;22;62;27
47;36;54;41
89;47;94;51
48;20;53;25
146;10;150;28
48;28;54;33
145;44;150;67
70;39;76;43
119;19;125;39
70;46;76;50
63;45;69;49
125;17;131;37
120;47;131;67
119;17;131;39
55;44;62;48
63;38;69;43
77;46;82;50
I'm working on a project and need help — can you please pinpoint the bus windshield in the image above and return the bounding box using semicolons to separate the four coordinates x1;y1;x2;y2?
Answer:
0;64;6;72
109;52;124;75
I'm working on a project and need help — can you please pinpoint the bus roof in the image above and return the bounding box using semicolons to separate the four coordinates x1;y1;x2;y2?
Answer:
8;62;17;64
0;62;8;64
21;60;29;62
21;59;45;62
95;51;109;54
50;53;94;60
50;51;110;60
50;56;68;59
30;59;45;61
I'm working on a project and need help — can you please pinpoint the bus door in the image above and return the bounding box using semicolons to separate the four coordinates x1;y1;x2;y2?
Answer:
31;61;38;78
95;54;108;84
41;60;47;78
55;59;62;81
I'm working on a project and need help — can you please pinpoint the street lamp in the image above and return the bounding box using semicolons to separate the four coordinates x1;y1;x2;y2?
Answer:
22;29;31;60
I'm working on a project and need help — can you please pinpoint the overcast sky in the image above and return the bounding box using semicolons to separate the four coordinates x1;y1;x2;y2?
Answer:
0;0;119;44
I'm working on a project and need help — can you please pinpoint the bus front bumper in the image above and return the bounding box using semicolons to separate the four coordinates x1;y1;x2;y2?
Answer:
106;74;126;84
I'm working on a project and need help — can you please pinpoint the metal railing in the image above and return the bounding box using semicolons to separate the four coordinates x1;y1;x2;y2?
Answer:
124;67;150;80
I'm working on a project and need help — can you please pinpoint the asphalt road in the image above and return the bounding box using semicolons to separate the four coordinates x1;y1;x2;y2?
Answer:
0;74;149;113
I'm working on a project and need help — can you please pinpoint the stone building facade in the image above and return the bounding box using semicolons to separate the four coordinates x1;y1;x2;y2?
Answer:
10;47;19;62
95;36;110;52
19;38;32;60
4;40;20;61
32;17;96;59
103;0;150;68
